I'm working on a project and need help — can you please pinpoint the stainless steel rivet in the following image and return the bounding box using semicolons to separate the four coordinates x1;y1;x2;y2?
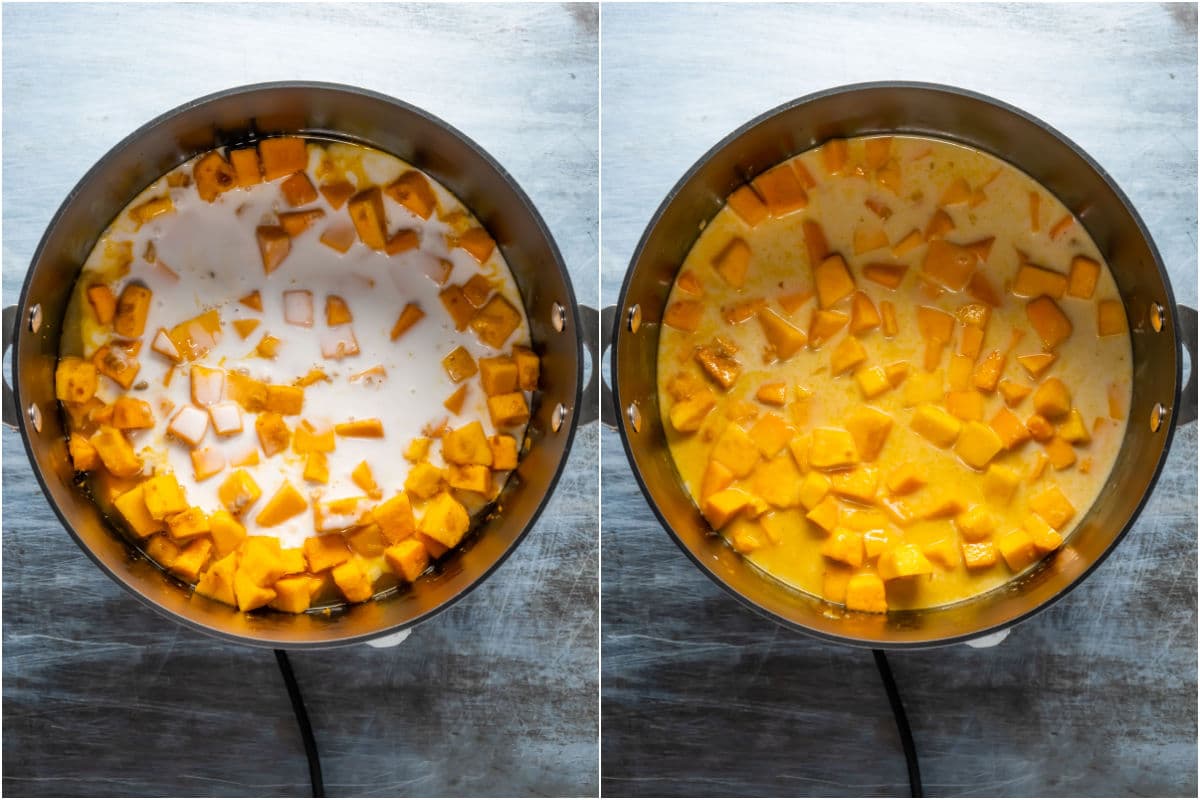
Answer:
27;403;42;433
551;302;566;333
627;304;642;334
627;402;642;433
551;403;567;433
28;304;42;334
1150;302;1165;333
1150;402;1166;432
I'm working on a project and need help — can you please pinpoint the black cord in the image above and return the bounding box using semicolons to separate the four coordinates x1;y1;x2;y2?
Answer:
274;649;325;798
872;649;923;797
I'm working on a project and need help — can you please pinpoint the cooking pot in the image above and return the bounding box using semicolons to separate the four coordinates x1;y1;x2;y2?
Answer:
4;82;596;649
609;82;1197;648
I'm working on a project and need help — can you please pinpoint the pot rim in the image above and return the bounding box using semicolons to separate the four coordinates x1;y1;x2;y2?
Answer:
13;80;584;648
612;80;1182;649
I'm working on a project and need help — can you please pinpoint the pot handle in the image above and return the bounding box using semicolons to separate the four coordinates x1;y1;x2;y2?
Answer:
577;304;602;426
599;305;616;429
2;304;17;431
1177;304;1197;426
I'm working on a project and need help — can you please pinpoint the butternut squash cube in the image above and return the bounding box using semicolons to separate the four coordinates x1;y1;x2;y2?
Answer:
350;461;382;500
852;224;889;255
669;391;716;433
712;237;752;288
803;219;829;266
955;506;997;541
1026;296;1072;349
234;571;276;612
87;284;117;325
813;254;855;308
166;507;210;540
924;208;955;240
955;421;1004;469
145;535;181;568
809;427;859;470
405;437;432;463
171;538;213;582
972;350;1005;392
752;162;808;216
886;464;925;495
863;528;901;559
989;407;1031;449
386;228;420;255
700;459;734;502
945;389;984;421
513;347;539;391
959;326;985;360
880;301;898;337
303;534;352;573
386;538;431;582
196;552;238;606
1025;514;1064;554
922;537;960;569
998;379;1032;407
830;336;867;376
255;481;307;528
469;295;522;349
113;283;153;339
254;225;291;274
490;435;519;471
443;421;494;466
806;495;841;533
168;309;222;362
844;405;893;461
332;558;374;603
821;528;864;568
1016;352;1057;378
916;306;955;343
962;541;998;570
727;184;768;227
997;528;1040;572
418;492;471;548
1067;255;1100;299
55;358;98;405
280;172;318;207
809;309;849;347
711;424;760;477
903;371;943;407
748;413;795;459
758;309;808;360
320;225;356;254
863;262;908;290
821;139;848;173
303;452;329;484
114;484;165;538
797;471;832;510
371;493;416;544
229;147;262;187
405;463;444;500
68;433;99;471
487;392;530;429
142;473;188;519
334;418;385;438
259;137;309;181
1033;378;1071;419
855;366;890;399
270;575;319;614
1058;408;1091;444
1030;485;1076;529
983;464;1021;504
479;356;519;396
849;292;881;335
756;382;787;406
1097;300;1128;336
385;171;438;219
193;151;237;201
910;404;961;448
218;469;261;516
449;464;492;495
877;543;933;581
255;412;290;456
921;239;975;292
90;426;143;477
386;303;425;342
1012;263;1068;298
441;346;478;383
702;487;752;529
830;467;878;504
209;510;247;557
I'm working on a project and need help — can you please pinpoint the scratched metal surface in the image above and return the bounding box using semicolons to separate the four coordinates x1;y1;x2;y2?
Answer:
2;3;598;797
600;3;1197;797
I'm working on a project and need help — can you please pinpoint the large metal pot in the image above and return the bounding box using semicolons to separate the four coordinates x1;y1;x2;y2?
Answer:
611;82;1197;648
4;82;592;649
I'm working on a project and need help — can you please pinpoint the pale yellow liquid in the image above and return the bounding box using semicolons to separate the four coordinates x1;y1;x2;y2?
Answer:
657;135;1132;611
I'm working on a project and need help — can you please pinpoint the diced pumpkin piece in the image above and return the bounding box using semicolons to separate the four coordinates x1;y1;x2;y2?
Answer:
385;170;438;219
371;492;416;544
448;463;492;495
68;433;100;471
469;294;522;348
255;481;308;527
865;137;892;169
490;435;519;471
170;537;213;582
320;225;356;253
209;510;247;558
256;225;290;273
830;467;878;504
813;254;855;308
802;219;829;267
844;405;892;462
830;336;867;376
1024;413;1053;442
86;284;118;325
945;390;984;421
229;147;262;187
1033;378;1071;419
1048;213;1074;239
885;361;910;387
145;534;182;568
302;534;352;573
848;292;881;336
331;558;374;603
877;543;933;581
863;528;901;559
1067;255;1100;299
855;366;890;399
910;404;961;448
748;413;795;459
1025;514;1064;554
924;208;955;240
441;421;493;466
806;495;841;533
880;301;898;337
862;262;907;290
390;302;425;340
947;354;974;392
998;379;1032;407
955;421;1004;469
218;469;262;516
903;371;943;406
166;506;210;540
1030;485;1076;529
727;185;768;227
190;446;224;481
1043;435;1077;470
232;319;260;340
997;528;1040;572
668;391;717;433
916;490;965;520
989;407;1031;449
487;392;530;428
1012;263;1067;298
916;305;955;343
962;541;998;570
114;484;166;538
303;452;329;484
922;537;960;569
809;309;849;347
1016;352;1057;378
55;358;99;405
921;239;975;292
167;309;222;362
476;357;517;397
711;424;760;478
349;461;382;500
193;151;237;201
797;471;831;510
386;538;431;582
1097;300;1128;336
442;346;478;383
752;162;808;216
756;382;787;406
418;492;471;549
1026;296;1072;349
512;346;539;391
954;506;997;542
259;137;308;181
196;552;238;606
821;528;864;568
821;139;848;173
253;412;289;456
972;350;1005;392
809;427;859;471
853;224;889;255
280;172;318;207
981;464;1020;505
885;464;925;495
89;425;142;477
663;299;703;331
334;418;385;438
347;187;388;250
1059;408;1091;444
891;229;923;257
113;283;152;339
269;575;320;614
757;308;808;360
712;237;752;288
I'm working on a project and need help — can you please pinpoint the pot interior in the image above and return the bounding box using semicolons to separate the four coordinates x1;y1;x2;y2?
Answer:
15;82;582;648
614;82;1181;647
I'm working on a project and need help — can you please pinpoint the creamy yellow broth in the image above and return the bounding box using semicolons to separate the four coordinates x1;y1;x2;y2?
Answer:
55;137;539;614
657;135;1132;613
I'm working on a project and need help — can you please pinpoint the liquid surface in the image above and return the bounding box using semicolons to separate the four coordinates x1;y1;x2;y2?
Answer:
656;134;1132;613
57;137;537;613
